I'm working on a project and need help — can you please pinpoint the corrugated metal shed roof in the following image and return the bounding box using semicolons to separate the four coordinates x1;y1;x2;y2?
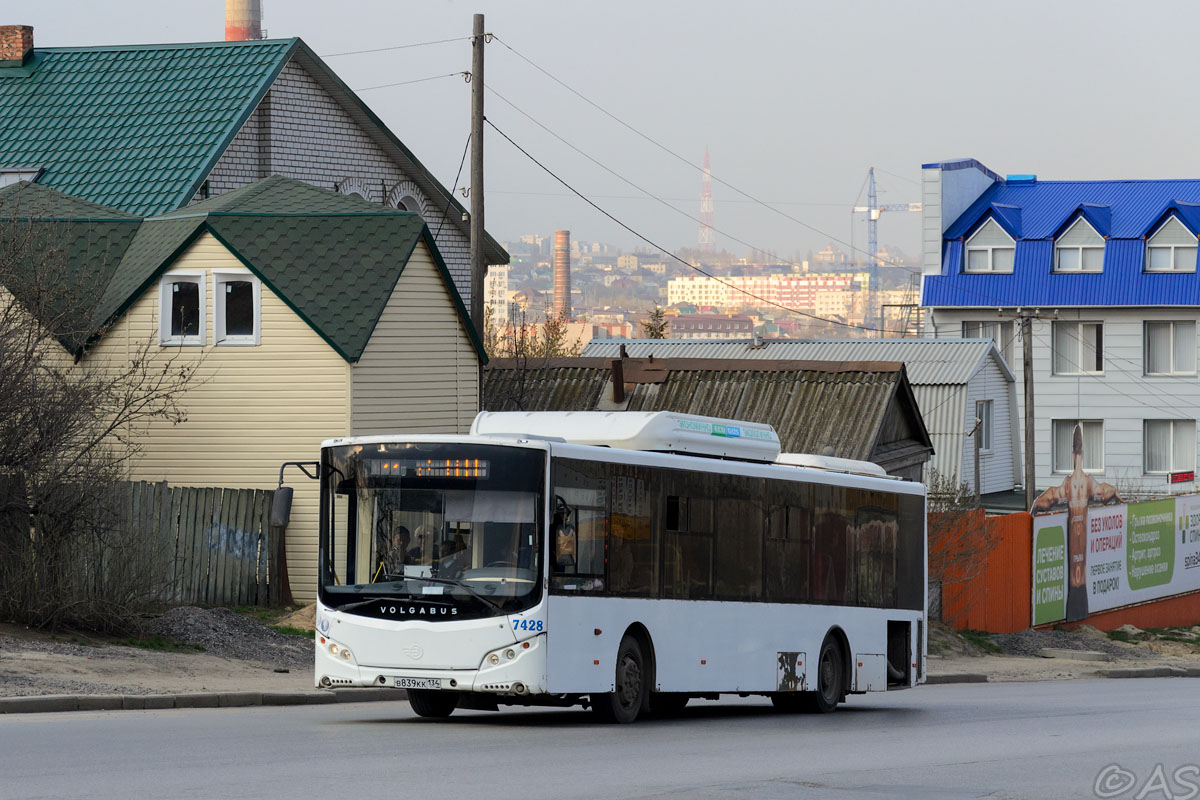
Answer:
581;338;1010;385
926;177;1200;308
483;358;933;476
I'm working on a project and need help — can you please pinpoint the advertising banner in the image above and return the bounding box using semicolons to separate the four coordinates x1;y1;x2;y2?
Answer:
1033;493;1200;625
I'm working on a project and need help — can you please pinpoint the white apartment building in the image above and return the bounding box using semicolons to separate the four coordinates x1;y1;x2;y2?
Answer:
922;158;1200;497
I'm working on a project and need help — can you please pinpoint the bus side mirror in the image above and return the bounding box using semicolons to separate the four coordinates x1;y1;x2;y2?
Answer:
271;461;319;529
271;486;294;529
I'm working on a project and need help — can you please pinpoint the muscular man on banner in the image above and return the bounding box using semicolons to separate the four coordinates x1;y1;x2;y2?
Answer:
1030;424;1121;621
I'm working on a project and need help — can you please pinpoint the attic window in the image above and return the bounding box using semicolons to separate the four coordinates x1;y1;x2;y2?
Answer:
1054;218;1104;273
159;273;206;346
213;271;261;346
1146;216;1197;272
964;218;1015;273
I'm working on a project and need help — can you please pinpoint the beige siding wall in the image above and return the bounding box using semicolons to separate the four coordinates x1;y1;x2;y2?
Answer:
350;238;479;435
82;233;349;602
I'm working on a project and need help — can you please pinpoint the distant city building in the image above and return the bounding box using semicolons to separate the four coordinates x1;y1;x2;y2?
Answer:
617;254;639;270
669;314;754;340
484;265;511;328
813;244;851;265
667;273;858;310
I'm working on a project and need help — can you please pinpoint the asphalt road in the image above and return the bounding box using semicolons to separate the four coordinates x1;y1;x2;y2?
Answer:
4;679;1199;800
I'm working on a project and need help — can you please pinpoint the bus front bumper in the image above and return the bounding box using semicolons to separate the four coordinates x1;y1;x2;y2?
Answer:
316;632;547;695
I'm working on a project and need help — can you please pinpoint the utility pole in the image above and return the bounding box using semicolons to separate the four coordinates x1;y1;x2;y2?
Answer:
1021;313;1035;511
469;13;486;342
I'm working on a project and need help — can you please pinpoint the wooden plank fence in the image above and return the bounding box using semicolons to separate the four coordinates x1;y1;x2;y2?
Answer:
120;482;282;607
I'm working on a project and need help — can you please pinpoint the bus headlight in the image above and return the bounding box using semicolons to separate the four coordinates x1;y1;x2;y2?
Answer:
505;649;516;660
329;644;340;656
488;653;501;665
341;648;353;660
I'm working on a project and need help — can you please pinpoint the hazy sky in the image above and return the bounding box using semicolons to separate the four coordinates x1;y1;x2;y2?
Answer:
14;1;1200;261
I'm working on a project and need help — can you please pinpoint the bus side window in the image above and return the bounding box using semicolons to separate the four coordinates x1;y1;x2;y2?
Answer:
550;458;608;592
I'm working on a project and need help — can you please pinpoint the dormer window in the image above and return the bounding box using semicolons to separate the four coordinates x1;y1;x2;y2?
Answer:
1054;218;1104;272
1146;216;1197;272
964;218;1015;273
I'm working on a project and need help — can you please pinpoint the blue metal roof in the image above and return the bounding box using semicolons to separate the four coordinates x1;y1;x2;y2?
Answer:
925;178;1200;308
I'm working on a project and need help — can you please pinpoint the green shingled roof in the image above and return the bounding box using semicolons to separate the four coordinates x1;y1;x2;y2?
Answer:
0;37;508;265
0;40;295;216
1;176;485;362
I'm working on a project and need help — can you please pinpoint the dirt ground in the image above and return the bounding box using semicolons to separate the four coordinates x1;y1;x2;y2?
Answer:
4;609;1200;697
928;621;1200;681
0;606;317;697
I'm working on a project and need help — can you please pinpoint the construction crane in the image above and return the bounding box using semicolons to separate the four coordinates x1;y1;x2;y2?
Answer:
852;167;921;330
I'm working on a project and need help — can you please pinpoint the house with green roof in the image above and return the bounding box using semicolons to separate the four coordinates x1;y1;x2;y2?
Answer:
0;24;507;312
0;176;485;602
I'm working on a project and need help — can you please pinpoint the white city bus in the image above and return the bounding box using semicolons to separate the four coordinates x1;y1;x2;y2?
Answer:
307;411;926;722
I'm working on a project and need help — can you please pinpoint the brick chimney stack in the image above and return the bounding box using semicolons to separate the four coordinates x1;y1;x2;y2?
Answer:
0;25;33;65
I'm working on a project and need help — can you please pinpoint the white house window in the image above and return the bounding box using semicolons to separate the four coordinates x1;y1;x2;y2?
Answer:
158;273;205;346
1053;420;1104;473
1145;216;1198;272
1144;419;1196;474
1145;321;1196;376
975;399;993;452
1052;321;1103;375
962;320;1014;364
964;218;1015;273
1054;218;1105;272
213;271;261;346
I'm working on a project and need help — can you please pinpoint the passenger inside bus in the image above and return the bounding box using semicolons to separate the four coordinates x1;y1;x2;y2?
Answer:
553;504;577;572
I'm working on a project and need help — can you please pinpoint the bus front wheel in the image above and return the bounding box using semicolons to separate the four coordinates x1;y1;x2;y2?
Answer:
592;635;646;723
407;689;459;719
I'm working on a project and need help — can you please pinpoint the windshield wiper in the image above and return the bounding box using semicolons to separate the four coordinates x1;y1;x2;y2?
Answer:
404;575;504;613
333;595;403;614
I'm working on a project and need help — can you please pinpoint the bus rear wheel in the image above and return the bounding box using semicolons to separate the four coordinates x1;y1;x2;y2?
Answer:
407;689;459;718
800;635;845;714
592;635;646;723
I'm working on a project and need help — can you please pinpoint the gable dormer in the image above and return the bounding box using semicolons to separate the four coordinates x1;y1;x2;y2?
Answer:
1145;214;1198;272
964;216;1015;273
1054;217;1105;273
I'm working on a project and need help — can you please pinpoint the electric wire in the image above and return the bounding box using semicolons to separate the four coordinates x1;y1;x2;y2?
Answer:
486;117;916;336
322;36;471;58
491;34;920;275
355;72;466;93
487;85;835;274
432;132;472;243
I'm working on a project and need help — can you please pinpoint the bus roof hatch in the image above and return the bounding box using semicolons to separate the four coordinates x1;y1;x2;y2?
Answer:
470;411;782;462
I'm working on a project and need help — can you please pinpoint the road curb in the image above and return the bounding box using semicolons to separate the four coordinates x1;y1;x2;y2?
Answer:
1094;666;1198;679
0;688;408;715
925;673;989;684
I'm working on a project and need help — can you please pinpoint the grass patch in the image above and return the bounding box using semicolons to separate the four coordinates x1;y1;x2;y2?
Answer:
114;634;205;653
272;625;313;638
1106;629;1136;643
959;629;1002;653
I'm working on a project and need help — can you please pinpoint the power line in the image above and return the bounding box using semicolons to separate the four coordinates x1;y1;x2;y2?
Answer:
489;189;853;208
433;132;472;242
490;34;919;275
486;118;917;336
322;36;471;58
355;72;466;93
487;85;832;272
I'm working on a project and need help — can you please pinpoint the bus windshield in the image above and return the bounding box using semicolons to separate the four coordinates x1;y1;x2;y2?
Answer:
319;442;545;618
